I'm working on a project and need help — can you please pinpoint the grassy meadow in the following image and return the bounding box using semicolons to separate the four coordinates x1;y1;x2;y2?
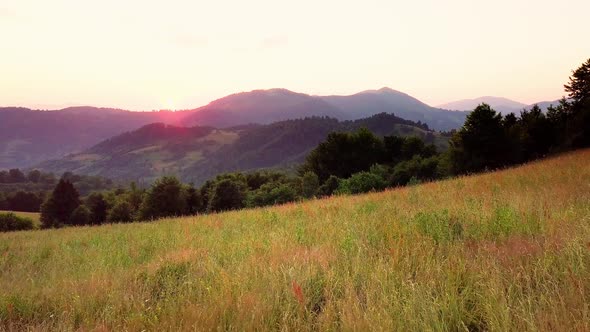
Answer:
1;150;590;331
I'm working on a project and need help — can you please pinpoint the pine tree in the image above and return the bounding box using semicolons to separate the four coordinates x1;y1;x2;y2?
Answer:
40;179;80;228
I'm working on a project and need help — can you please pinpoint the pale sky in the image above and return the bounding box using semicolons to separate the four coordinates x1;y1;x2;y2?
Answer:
1;0;589;111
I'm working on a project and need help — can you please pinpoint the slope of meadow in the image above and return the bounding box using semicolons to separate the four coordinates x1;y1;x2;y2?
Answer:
1;150;589;331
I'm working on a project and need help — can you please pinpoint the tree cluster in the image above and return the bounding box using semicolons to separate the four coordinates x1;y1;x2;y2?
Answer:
450;58;590;173
0;191;45;212
0;169;55;184
299;128;443;195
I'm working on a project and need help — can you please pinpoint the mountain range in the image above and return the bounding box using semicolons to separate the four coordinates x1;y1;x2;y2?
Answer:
438;96;560;114
185;88;467;130
36;113;449;184
1;88;467;169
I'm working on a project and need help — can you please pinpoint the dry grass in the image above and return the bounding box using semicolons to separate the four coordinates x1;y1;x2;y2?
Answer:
1;149;589;331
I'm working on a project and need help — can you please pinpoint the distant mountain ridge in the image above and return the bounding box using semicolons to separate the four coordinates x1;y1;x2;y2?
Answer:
36;113;449;184
319;88;465;130
438;96;560;114
182;88;466;130
182;89;346;127
0;88;468;168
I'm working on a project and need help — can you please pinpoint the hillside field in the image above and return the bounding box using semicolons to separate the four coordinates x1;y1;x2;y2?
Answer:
0;210;40;225
1;150;589;330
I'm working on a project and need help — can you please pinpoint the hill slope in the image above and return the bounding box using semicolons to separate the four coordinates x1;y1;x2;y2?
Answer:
37;113;446;183
0;107;185;169
1;149;589;330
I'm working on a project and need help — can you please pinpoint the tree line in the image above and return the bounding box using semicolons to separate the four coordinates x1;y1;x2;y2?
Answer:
0;169;55;184
0;169;116;213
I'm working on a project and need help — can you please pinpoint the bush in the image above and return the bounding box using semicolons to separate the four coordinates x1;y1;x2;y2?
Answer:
337;172;387;194
246;182;298;207
391;156;440;186
69;205;91;226
318;175;340;197
108;200;134;223
0;213;34;232
301;172;319;198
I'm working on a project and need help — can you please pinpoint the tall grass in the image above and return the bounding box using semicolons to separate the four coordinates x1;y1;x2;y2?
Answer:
1;150;589;331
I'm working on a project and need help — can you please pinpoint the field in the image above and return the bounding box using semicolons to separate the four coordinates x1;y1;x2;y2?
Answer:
1;150;589;331
0;210;40;225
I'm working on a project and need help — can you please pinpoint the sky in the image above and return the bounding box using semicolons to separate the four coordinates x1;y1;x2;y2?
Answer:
1;0;589;111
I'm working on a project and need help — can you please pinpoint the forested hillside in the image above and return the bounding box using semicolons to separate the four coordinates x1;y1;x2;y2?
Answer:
37;113;447;184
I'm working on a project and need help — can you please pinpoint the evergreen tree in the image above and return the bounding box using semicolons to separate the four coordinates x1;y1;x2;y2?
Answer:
449;103;507;174
185;183;202;214
40;179;80;228
86;192;109;225
564;58;590;147
565;58;590;105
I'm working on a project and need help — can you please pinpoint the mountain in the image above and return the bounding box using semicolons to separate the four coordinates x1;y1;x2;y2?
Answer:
181;89;345;127
438;96;561;114
320;88;467;130
36;113;449;184
438;96;528;114
532;100;561;112
183;88;467;131
0;106;188;169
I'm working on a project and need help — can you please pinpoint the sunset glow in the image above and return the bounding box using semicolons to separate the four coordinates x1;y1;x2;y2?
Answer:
1;0;589;110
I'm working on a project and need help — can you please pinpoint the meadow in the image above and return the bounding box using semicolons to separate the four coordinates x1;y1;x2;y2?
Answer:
1;150;589;331
0;210;40;224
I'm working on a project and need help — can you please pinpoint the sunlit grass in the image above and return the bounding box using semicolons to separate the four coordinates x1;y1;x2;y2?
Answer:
1;150;589;330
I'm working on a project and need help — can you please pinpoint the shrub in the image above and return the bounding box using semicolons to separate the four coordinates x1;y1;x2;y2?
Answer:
337;172;387;194
108;200;134;223
0;213;34;232
318;175;340;197
246;182;298;207
391;156;440;186
301;172;320;198
69;205;91;226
